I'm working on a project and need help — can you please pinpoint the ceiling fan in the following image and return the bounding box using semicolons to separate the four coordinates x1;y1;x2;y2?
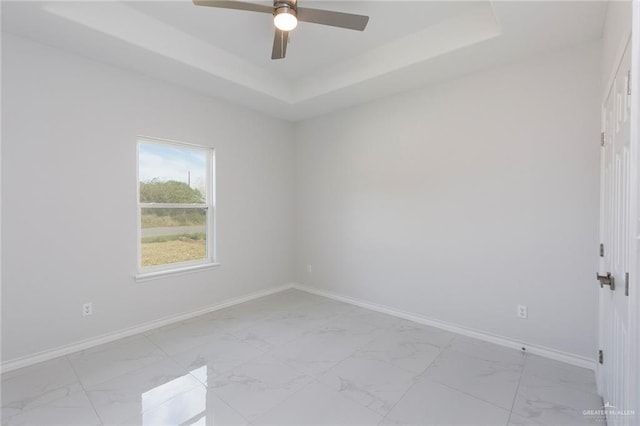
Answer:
192;0;369;60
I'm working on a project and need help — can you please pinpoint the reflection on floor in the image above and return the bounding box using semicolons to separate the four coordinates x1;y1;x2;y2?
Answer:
1;289;604;425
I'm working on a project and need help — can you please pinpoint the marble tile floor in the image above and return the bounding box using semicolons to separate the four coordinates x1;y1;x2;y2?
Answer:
1;289;605;426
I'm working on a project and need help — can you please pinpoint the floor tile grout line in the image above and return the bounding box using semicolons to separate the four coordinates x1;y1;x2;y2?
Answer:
65;332;207;408
417;333;458;371
269;336;366;380
66;294;416;396
356;340;450;380
374;333;457;422
142;334;213;385
242;310;423;421
142;333;174;360
377;367;429;424
416;337;525;415
305;324;386;374
204;388;253;426
3;337;184;425
312;375;395;422
66;335;175;392
257;305;457;420
230;302;362;358
64;355;105;426
505;352;528;425
143;334;255;425
313;340;440;420
159;369;253;426
421;336;524;413
425;376;514;414
416;333;453;377
250;376;322;423
207;359;316;423
0;356;79;423
190;346;267;389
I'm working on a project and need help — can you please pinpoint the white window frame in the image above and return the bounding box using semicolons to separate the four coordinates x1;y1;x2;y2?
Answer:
135;136;218;282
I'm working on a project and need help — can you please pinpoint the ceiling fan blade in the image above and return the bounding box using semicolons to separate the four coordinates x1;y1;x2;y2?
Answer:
297;7;369;31
271;28;288;60
192;0;273;14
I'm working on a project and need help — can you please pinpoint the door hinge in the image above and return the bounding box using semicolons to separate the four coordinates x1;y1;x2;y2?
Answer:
628;70;632;96
600;243;605;257
601;132;606;147
599;350;604;364
625;272;630;296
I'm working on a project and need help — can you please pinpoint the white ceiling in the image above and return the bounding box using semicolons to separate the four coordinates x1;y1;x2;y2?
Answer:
2;1;607;121
126;1;477;79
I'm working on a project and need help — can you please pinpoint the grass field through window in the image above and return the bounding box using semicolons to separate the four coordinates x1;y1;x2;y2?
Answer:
141;232;206;267
140;211;207;267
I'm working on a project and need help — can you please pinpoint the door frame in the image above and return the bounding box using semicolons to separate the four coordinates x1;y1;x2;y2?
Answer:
629;0;640;416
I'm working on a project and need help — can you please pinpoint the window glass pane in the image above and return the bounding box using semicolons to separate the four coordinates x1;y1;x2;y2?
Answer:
141;207;207;268
139;142;207;204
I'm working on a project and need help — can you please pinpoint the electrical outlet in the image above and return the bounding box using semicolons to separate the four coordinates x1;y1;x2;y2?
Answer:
82;303;93;316
307;264;313;274
517;304;528;319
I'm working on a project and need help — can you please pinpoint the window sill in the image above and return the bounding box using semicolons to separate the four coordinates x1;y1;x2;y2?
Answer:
135;263;221;283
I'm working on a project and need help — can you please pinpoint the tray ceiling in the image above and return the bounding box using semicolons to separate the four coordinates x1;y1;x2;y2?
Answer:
2;1;607;121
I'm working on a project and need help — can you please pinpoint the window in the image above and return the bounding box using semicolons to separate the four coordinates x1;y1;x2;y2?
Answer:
136;137;216;279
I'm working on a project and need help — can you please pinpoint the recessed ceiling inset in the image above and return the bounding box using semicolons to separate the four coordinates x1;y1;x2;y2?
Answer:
2;1;608;121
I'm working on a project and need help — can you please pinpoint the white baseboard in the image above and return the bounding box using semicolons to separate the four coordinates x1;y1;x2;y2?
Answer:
2;282;596;373
292;283;597;371
1;284;295;373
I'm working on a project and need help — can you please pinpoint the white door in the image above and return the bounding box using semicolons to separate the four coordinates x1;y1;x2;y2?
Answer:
599;36;636;426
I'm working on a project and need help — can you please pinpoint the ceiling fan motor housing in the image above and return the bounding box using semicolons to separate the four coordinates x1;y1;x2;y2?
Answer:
273;0;297;17
274;0;297;10
274;5;296;19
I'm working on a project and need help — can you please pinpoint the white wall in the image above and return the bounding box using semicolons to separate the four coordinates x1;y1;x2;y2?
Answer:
294;42;601;359
2;33;604;364
1;34;295;362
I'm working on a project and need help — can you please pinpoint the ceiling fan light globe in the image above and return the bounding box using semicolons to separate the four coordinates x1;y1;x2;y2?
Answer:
274;7;297;31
